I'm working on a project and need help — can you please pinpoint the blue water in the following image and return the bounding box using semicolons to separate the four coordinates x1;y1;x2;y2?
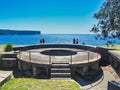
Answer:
0;34;120;46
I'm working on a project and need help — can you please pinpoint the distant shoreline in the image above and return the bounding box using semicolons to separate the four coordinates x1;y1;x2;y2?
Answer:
0;29;41;35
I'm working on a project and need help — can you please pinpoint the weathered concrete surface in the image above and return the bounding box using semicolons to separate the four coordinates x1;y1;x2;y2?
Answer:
109;50;120;76
109;50;120;62
13;44;97;51
18;48;101;65
0;70;13;86
16;46;101;79
0;53;17;69
75;66;120;90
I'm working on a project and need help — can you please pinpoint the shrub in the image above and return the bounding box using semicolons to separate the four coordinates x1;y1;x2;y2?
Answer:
4;44;13;52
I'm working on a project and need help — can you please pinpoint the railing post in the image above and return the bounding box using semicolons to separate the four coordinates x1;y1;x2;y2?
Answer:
97;53;98;59
71;55;72;64
88;52;89;62
19;51;21;59
49;50;51;64
96;46;98;59
49;55;51;64
29;51;31;62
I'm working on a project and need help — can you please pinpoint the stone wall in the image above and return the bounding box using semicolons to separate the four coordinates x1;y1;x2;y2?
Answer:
108;80;120;90
13;44;97;51
71;62;101;80
97;47;111;65
0;53;18;70
17;58;51;78
109;50;120;76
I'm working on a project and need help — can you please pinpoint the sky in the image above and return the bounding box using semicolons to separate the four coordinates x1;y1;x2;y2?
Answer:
0;0;105;34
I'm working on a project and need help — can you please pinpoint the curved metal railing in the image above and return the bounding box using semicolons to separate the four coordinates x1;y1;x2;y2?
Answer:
18;49;101;65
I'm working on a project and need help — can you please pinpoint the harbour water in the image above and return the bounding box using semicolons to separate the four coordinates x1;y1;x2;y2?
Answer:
0;34;120;46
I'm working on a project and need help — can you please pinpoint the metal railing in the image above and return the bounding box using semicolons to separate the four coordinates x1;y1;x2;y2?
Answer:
18;49;100;65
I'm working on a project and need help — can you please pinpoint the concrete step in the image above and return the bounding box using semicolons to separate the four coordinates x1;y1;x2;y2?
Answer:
52;63;69;64
51;63;71;79
51;64;69;68
1;54;17;58
0;71;12;86
51;73;71;75
51;68;70;70
51;68;70;73
51;73;71;78
1;58;17;61
51;78;71;80
51;61;69;63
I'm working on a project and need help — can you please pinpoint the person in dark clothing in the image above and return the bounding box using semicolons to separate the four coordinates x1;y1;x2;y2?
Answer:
42;38;45;43
76;38;79;44
40;38;45;44
73;38;75;44
40;39;43;44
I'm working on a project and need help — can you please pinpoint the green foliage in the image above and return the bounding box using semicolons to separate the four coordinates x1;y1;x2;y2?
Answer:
0;78;81;90
4;44;13;52
91;0;120;38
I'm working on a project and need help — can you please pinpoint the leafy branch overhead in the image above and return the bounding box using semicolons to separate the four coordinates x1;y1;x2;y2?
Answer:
90;0;120;39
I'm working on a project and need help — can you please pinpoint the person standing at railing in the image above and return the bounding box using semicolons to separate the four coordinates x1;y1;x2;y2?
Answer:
73;37;79;44
76;38;79;44
40;38;45;44
40;39;42;44
42;38;45;44
73;38;75;44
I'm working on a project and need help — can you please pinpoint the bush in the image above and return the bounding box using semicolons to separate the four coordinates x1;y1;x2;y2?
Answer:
4;44;13;52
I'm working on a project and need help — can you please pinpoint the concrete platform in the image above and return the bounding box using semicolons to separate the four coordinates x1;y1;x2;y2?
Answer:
109;50;120;62
18;48;101;65
0;71;13;86
15;44;101;79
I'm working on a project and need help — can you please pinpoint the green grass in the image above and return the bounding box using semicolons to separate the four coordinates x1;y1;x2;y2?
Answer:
0;44;7;54
0;44;7;50
0;44;15;54
103;45;120;51
0;78;81;90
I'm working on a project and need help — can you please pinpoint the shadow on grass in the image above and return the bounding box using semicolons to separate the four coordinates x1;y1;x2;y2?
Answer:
12;69;49;79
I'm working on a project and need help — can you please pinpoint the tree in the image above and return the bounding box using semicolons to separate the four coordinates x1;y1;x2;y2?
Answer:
91;0;120;39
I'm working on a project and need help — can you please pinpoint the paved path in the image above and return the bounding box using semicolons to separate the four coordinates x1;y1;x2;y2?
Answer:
0;70;13;86
76;66;120;90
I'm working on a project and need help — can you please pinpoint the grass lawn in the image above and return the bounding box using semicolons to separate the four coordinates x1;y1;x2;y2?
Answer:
0;78;81;90
0;44;6;50
0;44;14;53
103;45;120;51
0;44;7;54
